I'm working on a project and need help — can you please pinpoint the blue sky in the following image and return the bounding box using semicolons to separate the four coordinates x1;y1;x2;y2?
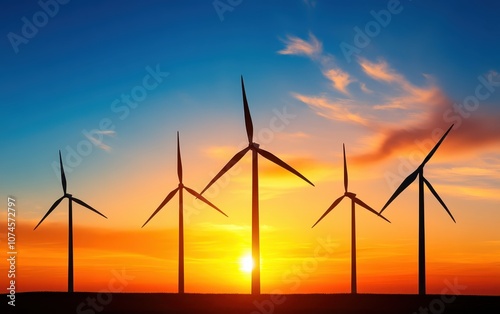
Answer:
1;0;500;294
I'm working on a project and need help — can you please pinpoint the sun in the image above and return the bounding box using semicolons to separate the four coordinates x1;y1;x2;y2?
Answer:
239;254;254;273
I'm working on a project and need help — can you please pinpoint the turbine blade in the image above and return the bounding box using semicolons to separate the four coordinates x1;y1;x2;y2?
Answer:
177;131;183;183
312;195;344;228
422;124;454;166
59;150;67;194
343;143;348;193
34;196;65;230
200;147;250;195
241;76;254;143
258;148;314;187
380;168;419;214
72;197;108;219
184;186;228;217
354;197;391;223
423;177;456;223
142;187;179;227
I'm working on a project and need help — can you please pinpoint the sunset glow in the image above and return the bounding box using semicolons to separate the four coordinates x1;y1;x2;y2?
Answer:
240;254;254;273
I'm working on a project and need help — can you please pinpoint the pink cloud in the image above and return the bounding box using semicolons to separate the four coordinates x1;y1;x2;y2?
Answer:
279;33;355;95
279;35;500;165
293;93;370;126
352;93;500;164
359;58;402;83
278;33;322;57
323;68;354;95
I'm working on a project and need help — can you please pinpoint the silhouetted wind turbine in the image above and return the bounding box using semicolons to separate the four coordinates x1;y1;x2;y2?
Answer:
379;124;456;296
142;132;227;294
34;151;107;293
200;76;314;295
312;144;390;294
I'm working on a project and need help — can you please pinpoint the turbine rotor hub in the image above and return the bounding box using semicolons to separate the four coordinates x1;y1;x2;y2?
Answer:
251;142;260;149
345;192;356;198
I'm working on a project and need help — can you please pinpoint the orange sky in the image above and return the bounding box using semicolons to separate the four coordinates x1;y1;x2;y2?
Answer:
2;172;499;295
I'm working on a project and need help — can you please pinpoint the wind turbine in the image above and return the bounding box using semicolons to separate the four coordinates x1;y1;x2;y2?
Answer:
142;132;228;294
379;124;456;295
34;151;107;293
200;76;314;295
312;144;390;294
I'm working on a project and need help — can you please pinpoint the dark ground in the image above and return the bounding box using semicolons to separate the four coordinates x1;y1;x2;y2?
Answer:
3;292;499;314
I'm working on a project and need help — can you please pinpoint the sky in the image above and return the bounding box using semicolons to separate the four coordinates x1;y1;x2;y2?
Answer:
1;0;499;295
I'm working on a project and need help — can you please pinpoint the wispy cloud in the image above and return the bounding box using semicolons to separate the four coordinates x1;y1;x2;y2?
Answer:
352;86;500;164
195;222;275;233
359;58;402;83
421;158;500;200
285;131;310;139
279;32;355;95
279;34;500;172
435;184;500;201
275;131;311;141
202;145;247;161
359;58;441;115
360;82;373;94
433;166;500;179
281;42;442;124
293;93;370;126
323;68;354;95
278;33;322;58
195;222;250;232
83;130;116;151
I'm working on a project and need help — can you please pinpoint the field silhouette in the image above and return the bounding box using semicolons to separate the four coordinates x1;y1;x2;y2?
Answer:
7;292;500;313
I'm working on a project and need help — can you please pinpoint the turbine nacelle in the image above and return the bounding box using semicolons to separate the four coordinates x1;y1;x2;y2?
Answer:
380;124;456;220
345;192;356;198
199;78;314;197
250;142;260;149
142;132;228;229
312;144;390;228
34;151;107;231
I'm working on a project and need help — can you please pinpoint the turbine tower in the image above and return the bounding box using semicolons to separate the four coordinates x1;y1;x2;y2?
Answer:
34;151;108;293
379;124;456;295
201;76;314;295
312;144;390;294
142;132;228;294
